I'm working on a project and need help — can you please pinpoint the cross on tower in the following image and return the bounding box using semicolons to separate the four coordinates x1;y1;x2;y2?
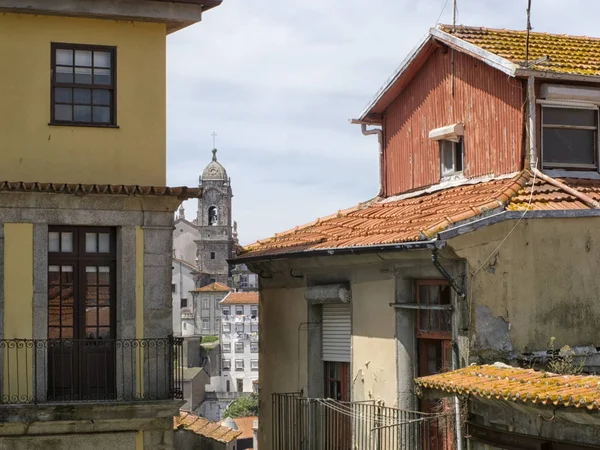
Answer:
211;131;218;148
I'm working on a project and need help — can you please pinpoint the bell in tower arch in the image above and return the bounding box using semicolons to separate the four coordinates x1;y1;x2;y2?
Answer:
208;206;218;226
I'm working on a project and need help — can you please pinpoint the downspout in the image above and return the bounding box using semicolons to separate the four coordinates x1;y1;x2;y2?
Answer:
526;76;600;208
431;248;465;450
351;120;384;197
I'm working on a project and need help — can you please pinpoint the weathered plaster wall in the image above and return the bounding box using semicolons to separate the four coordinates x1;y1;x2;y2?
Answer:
351;275;397;406
257;284;307;450
450;217;600;357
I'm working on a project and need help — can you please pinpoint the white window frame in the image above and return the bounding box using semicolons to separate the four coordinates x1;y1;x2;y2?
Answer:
251;360;258;371
222;359;231;370
235;323;244;333
235;359;244;371
250;342;258;353
235;306;244;316
222;343;231;353
540;101;599;170
439;139;463;178
202;319;210;330
235;342;244;353
251;306;258;317
223;323;231;333
251;323;258;333
222;306;230;316
202;297;210;309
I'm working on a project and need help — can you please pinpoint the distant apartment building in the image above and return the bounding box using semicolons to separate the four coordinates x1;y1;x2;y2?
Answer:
220;292;259;393
181;282;230;337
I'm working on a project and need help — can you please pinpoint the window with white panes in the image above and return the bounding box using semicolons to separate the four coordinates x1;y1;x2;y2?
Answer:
235;359;244;371
251;360;258;371
235;342;244;353
222;359;231;370
250;342;258;353
222;343;231;353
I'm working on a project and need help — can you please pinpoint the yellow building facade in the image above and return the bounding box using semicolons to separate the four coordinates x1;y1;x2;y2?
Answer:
0;1;221;449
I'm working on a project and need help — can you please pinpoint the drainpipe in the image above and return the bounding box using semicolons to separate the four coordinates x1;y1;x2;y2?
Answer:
432;248;464;450
350;119;384;197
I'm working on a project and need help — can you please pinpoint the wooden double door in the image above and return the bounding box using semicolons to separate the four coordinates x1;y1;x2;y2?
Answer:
47;227;117;401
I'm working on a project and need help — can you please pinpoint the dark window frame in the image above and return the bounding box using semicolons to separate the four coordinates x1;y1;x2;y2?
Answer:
50;42;118;128
415;279;452;340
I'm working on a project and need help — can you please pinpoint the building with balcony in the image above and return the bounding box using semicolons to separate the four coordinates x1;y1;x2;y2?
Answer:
0;0;221;449
219;292;259;394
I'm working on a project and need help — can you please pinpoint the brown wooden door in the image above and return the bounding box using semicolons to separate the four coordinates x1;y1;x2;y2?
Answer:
324;361;351;449
47;227;116;401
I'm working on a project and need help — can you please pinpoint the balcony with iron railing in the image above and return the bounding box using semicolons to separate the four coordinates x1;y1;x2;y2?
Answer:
0;336;183;405
272;393;456;450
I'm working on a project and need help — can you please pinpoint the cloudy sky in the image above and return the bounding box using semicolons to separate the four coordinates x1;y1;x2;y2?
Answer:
166;0;600;245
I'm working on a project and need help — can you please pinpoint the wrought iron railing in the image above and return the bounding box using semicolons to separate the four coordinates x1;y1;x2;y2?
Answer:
0;336;183;404
273;393;455;450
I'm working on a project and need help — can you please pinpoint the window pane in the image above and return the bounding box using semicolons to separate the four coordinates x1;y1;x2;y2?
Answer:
86;266;97;285
49;232;60;252
74;67;92;84
86;233;97;253
75;50;92;66
61;327;73;339
61;265;74;284
94;51;111;68
93;68;111;85
49;327;60;339
61;305;73;327
86;307;98;326
92;106;110;124
85;327;97;339
98;286;110;305
74;88;91;104
543;128;596;166
98;307;110;326
98;233;110;252
55;104;72;121
92;89;110;106
74;105;92;122
98;266;110;285
49;265;60;285
86;287;97;305
56;49;73;66
455;142;463;171
56;66;73;83
55;88;72;103
441;143;454;174
543;108;596;127
61;232;73;252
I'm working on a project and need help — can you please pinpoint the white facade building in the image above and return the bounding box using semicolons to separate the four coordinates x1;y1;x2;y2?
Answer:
172;259;197;336
220;292;259;393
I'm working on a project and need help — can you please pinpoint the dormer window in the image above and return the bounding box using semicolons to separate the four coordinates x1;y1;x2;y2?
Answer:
541;106;598;170
439;140;463;177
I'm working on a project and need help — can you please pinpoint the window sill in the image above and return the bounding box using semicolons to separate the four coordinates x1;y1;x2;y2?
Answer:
49;122;120;129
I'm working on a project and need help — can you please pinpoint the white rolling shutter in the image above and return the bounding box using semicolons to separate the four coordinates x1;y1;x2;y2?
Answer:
322;304;351;362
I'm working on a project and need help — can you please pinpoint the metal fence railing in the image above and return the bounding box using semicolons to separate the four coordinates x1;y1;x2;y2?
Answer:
273;393;455;450
0;336;183;404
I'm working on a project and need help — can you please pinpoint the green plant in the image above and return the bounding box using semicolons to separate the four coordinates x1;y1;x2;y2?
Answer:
222;393;258;419
201;335;218;344
547;337;585;375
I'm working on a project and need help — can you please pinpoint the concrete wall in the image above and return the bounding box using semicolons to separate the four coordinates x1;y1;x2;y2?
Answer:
0;13;167;186
174;220;200;266
172;260;197;335
450;217;600;358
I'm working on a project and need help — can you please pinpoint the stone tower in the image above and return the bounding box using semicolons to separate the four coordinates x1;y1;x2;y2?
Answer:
195;148;233;286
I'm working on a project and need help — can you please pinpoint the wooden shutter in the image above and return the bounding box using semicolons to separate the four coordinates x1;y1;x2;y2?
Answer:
322;304;351;362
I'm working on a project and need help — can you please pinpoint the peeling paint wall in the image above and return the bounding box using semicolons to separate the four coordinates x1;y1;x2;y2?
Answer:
450;217;600;358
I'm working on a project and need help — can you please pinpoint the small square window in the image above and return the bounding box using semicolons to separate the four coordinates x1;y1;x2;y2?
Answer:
251;323;258;333
202;319;210;330
236;306;244;316
223;323;231;333
235;359;244;370
202;297;209;309
251;342;259;353
251;306;258;318
172;284;176;293
222;359;231;370
222;343;231;353
235;342;244;353
222;307;230;316
210;252;216;260
251;360;258;371
180;298;188;308
235;323;244;333
439;140;463;177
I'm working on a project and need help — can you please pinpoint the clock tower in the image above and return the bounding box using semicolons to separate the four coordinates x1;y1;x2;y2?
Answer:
195;148;234;286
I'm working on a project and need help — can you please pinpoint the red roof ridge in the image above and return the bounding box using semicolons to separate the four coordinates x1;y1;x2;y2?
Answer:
192;282;231;292
532;169;600;209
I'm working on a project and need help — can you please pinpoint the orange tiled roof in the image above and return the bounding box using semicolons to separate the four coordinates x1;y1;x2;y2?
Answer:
439;24;600;76
0;181;201;199
243;173;528;256
242;171;600;259
174;412;241;443
192;282;231;293
231;416;257;440
221;291;259;305
415;364;600;410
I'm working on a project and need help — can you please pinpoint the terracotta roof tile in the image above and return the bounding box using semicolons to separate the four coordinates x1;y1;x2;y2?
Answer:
415;364;600;410
0;181;201;199
506;177;600;210
174;412;242;443
192;282;231;293
231;416;257;440
439;24;600;76
221;292;259;305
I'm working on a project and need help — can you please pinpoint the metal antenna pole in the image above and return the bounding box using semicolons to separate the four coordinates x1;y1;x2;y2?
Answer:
525;0;532;64
452;0;457;31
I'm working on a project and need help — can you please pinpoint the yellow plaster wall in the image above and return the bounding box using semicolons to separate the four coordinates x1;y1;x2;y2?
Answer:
0;13;166;186
3;223;33;398
258;286;307;450
351;278;397;406
451;218;600;352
